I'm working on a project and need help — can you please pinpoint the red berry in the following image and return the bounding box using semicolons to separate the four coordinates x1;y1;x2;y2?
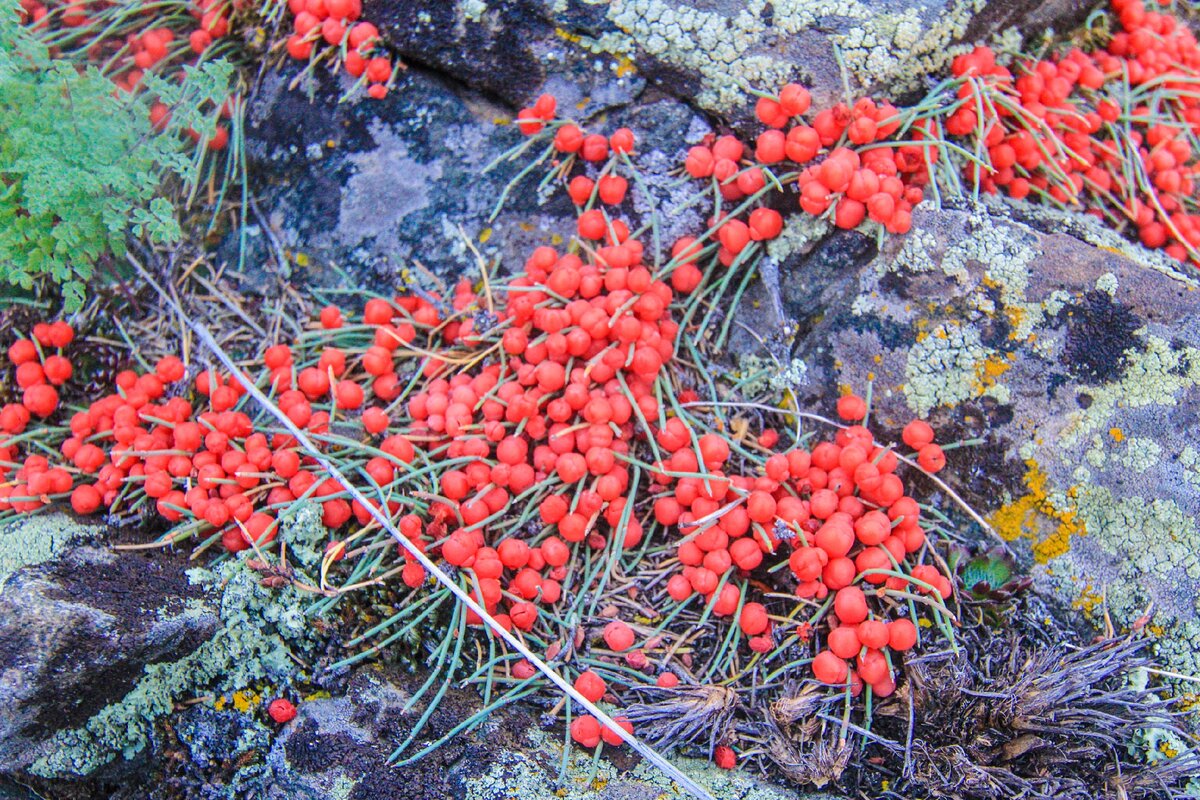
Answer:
268;698;297;723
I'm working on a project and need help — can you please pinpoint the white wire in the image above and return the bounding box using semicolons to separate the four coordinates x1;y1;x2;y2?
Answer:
130;258;718;800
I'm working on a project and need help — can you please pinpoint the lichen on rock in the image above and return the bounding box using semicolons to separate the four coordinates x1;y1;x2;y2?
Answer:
600;0;984;111
770;203;1200;687
29;508;328;778
0;512;101;584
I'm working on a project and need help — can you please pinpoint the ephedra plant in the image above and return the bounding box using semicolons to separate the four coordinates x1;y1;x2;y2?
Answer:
3;0;1199;793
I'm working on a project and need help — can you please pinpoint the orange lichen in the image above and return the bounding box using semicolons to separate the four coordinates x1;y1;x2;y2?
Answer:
989;460;1085;563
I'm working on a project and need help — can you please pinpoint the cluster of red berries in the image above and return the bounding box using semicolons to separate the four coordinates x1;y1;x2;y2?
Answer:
1;89;960;771
648;396;950;697
947;0;1200;264
644;0;1200;268
0;322;75;512
282;0;394;99
516;93;637;164
689;88;923;240
2;321;73;422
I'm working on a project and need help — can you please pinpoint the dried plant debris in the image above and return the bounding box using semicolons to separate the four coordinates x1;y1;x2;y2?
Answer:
869;626;1200;800
624;684;740;753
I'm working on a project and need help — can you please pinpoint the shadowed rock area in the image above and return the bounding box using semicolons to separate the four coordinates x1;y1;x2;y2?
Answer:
0;546;219;772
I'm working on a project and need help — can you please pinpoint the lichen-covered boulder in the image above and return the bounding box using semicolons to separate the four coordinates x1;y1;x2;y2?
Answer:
364;0;1095;117
741;202;1200;679
0;512;102;585
0;545;220;772
0;505;334;783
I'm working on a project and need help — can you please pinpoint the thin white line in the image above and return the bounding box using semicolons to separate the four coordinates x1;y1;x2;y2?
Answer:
129;256;718;800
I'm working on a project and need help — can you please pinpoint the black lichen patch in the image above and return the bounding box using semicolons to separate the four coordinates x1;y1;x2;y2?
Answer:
42;547;204;624
283;722;358;775
1059;290;1142;383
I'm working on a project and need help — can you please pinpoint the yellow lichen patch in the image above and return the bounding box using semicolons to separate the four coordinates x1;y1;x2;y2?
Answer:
988;460;1085;563
1072;583;1104;614
1109;427;1125;442
973;353;1011;392
615;56;636;77
231;688;262;713
1003;305;1027;337
554;27;582;44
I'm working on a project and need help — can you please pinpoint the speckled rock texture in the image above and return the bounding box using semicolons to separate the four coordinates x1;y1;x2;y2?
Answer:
368;0;1095;115
734;201;1200;679
261;666;829;800
242;0;1099;294
0;545;219;772
242;57;706;295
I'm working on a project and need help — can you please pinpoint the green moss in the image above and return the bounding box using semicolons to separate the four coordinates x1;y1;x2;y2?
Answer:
30;509;327;777
0;512;100;584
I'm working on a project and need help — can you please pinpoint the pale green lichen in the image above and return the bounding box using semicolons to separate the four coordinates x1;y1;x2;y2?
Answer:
904;322;995;416
1095;271;1119;297
1126;667;1200;794
1060;334;1200;448
1181;446;1200;490
1111;437;1163;473
771;357;811;392
892;227;946;276
1046;484;1200;679
0;512;101;584
31;508;328;777
594;0;981;111
1085;435;1163;473
765;211;829;263
461;0;487;23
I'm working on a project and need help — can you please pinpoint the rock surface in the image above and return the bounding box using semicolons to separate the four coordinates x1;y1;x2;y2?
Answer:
242;0;1102;293
258;666;824;800
243;59;706;295
736;201;1200;678
367;0;1097;116
0;545;219;772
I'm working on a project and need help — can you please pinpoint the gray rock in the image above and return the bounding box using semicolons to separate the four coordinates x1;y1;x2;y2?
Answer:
258;666;829;800
242;60;708;294
362;0;1096;119
0;546;219;771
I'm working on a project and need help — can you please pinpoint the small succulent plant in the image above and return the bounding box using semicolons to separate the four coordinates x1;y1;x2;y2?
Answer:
949;545;1033;602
